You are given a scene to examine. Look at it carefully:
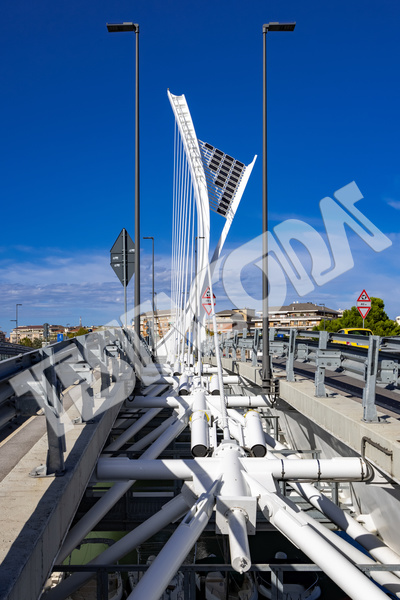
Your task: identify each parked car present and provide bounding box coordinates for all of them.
[335,328,373,348]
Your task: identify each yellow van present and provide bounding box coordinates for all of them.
[335,328,373,348]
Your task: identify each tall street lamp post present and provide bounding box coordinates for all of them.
[143,237,155,353]
[13,303,23,343]
[107,22,140,342]
[262,21,296,391]
[10,319,16,342]
[16,304,22,342]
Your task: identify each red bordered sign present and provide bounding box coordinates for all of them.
[201,287,216,316]
[356,289,371,319]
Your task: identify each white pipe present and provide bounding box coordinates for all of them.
[244,470,398,599]
[94,454,373,487]
[298,480,400,576]
[221,375,240,384]
[214,442,252,573]
[209,373,220,395]
[202,365,217,373]
[190,410,210,456]
[244,457,370,481]
[227,508,251,573]
[206,269,230,441]
[192,375,206,389]
[271,503,390,600]
[113,409,140,430]
[264,431,400,575]
[141,383,170,397]
[121,414,176,452]
[215,441,249,496]
[224,409,245,447]
[190,389,210,457]
[128,483,217,599]
[129,395,180,408]
[43,494,191,600]
[57,409,190,562]
[97,458,193,481]
[299,506,400,597]
[224,395,272,408]
[178,373,190,395]
[244,410,266,457]
[104,407,162,452]
[226,408,245,426]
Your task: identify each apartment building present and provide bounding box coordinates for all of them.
[254,302,339,330]
[9,324,66,344]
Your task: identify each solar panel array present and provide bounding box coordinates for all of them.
[198,140,246,217]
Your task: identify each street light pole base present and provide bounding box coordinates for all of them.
[261,377,280,399]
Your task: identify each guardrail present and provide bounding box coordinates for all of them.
[0,341,32,361]
[202,329,400,423]
[0,328,150,476]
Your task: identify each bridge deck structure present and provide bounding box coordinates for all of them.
[1,87,400,600]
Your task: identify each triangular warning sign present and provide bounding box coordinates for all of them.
[358,306,371,319]
[357,289,370,302]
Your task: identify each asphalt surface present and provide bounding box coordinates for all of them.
[0,394,74,483]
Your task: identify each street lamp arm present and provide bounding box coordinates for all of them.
[106,22,139,33]
[263,22,296,33]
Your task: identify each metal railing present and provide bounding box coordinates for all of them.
[49,560,400,600]
[0,328,151,475]
[202,328,400,423]
[0,340,32,361]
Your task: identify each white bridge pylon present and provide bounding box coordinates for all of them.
[157,90,256,365]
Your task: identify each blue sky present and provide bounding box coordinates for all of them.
[1,0,400,334]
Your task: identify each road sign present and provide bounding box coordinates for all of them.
[110,229,135,286]
[357,289,371,319]
[202,287,216,316]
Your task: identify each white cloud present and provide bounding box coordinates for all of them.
[0,247,174,334]
[387,199,400,210]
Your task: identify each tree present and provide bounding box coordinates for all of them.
[19,337,44,348]
[67,327,89,339]
[314,297,400,337]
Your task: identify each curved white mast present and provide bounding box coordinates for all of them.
[167,91,210,356]
[157,91,256,361]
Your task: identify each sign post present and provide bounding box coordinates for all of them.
[110,229,135,327]
[356,289,371,328]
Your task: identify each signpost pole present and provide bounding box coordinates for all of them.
[123,229,127,327]
[110,229,135,328]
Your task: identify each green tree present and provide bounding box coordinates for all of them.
[67,327,89,339]
[19,337,33,347]
[314,297,400,337]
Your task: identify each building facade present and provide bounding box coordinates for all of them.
[209,303,339,333]
[9,324,66,344]
[140,309,175,340]
[256,302,339,330]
